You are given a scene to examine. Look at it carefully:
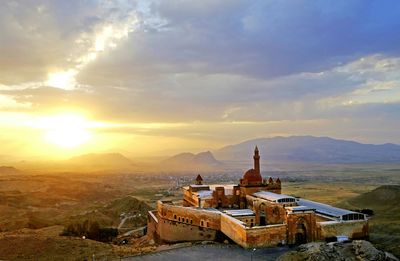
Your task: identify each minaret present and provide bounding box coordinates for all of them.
[254,146,260,175]
[195,174,203,185]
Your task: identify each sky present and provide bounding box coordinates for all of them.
[1,0,400,161]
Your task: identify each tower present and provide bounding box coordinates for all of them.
[195,174,203,185]
[254,146,260,175]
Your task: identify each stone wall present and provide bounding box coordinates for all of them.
[157,201,221,230]
[319,220,369,240]
[234,215,256,227]
[220,213,247,246]
[182,189,200,207]
[220,214,286,248]
[147,210,159,241]
[286,212,318,244]
[245,224,287,248]
[157,218,218,242]
[246,195,286,225]
[155,201,221,243]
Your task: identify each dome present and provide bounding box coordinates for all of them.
[243,168,262,183]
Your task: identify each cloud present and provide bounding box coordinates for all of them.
[80,0,400,84]
[0,0,143,89]
[1,0,400,157]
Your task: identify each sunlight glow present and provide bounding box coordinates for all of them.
[46,70,77,90]
[39,114,92,148]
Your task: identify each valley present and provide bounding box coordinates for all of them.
[0,163,399,259]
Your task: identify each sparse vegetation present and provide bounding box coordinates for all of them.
[0,165,399,259]
[61,220,118,242]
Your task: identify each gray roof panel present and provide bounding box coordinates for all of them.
[298,199,357,219]
[253,191,296,202]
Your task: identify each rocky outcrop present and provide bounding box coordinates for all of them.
[277,240,399,261]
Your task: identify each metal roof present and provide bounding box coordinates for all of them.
[190,184,210,188]
[286,206,315,212]
[253,191,296,202]
[298,199,356,219]
[224,209,254,217]
[195,190,213,198]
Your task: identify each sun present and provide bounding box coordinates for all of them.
[46,70,77,90]
[40,114,92,148]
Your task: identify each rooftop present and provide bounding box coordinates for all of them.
[298,199,358,219]
[286,206,315,212]
[253,191,296,202]
[195,190,213,199]
[223,209,255,217]
[189,184,210,188]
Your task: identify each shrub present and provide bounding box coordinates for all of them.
[60,220,118,242]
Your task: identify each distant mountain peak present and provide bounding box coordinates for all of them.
[0,166,22,175]
[215,136,400,163]
[69,152,131,162]
[162,151,222,171]
[67,153,134,169]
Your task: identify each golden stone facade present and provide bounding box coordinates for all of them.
[147,147,369,248]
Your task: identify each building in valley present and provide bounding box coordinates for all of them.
[147,147,369,248]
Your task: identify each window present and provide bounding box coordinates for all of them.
[190,219,193,224]
[174,214,177,219]
[206,222,209,227]
[200,220,204,226]
[178,217,181,221]
[186,218,189,223]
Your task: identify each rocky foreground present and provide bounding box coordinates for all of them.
[278,240,398,261]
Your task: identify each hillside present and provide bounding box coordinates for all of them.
[0,226,151,260]
[161,151,223,171]
[67,196,152,229]
[0,166,22,175]
[215,136,400,163]
[339,185,400,258]
[345,185,400,214]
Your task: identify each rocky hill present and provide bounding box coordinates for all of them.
[277,240,398,261]
[67,153,136,170]
[161,151,223,171]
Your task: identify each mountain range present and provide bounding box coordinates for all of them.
[214,136,400,163]
[6,136,400,172]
